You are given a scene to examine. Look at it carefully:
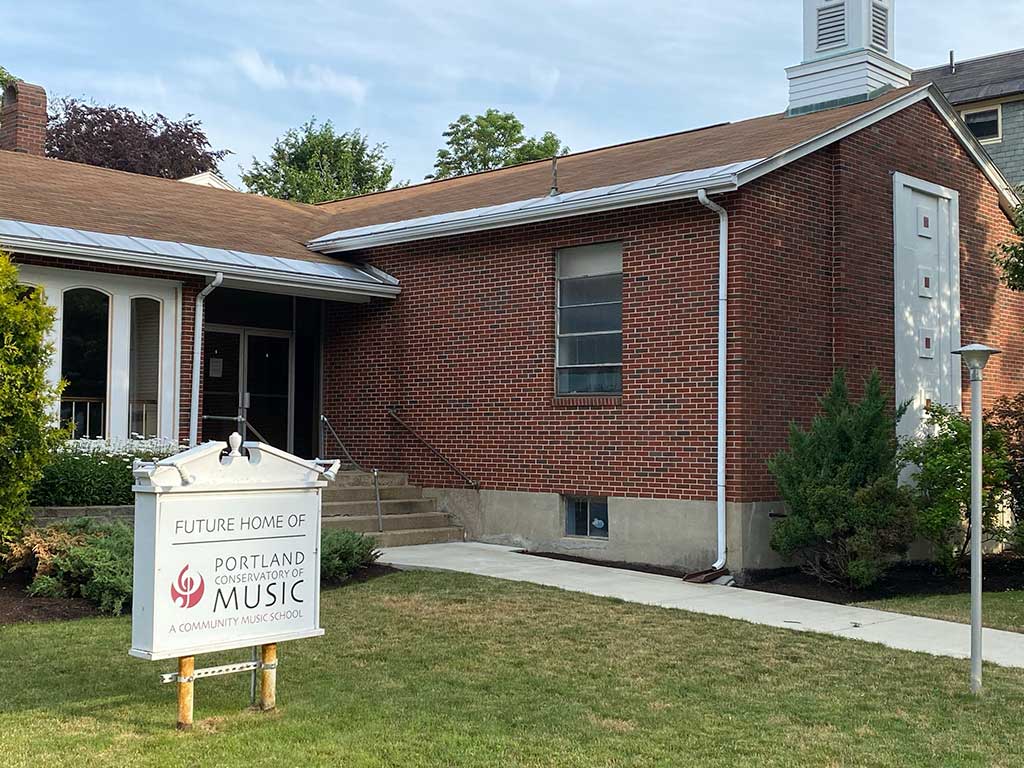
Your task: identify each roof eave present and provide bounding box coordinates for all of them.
[0,232,402,301]
[308,174,742,254]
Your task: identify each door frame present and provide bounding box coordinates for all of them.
[892,171,962,429]
[204,323,295,452]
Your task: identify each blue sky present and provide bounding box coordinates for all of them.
[4,1,1023,187]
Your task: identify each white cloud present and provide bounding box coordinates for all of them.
[302,65,367,104]
[228,49,367,105]
[231,49,288,89]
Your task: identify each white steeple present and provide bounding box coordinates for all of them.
[786,0,911,115]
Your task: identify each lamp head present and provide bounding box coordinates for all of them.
[954,343,1001,372]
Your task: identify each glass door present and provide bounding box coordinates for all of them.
[244,332,292,451]
[202,330,242,444]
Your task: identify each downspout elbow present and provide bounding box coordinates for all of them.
[697,190,728,572]
[188,272,223,447]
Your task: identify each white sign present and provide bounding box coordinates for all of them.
[130,434,338,660]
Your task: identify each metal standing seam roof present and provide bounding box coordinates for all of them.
[307,159,765,253]
[0,218,400,296]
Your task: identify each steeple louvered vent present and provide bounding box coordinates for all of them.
[871,3,889,52]
[816,3,847,50]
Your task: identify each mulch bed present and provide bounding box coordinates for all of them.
[0,570,99,625]
[1,564,399,626]
[746,553,1024,605]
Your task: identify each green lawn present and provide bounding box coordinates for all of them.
[856,590,1024,634]
[3,571,1024,768]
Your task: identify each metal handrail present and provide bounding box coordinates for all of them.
[201,414,270,445]
[386,407,478,489]
[318,414,365,472]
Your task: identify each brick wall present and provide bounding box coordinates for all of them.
[324,200,725,501]
[833,100,1024,406]
[10,253,203,444]
[323,98,1024,507]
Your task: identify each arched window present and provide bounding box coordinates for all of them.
[61,288,110,438]
[129,297,161,437]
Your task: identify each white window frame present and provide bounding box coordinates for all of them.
[555,243,623,396]
[961,105,1002,145]
[16,264,182,443]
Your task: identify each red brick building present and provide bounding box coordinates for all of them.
[2,0,1021,577]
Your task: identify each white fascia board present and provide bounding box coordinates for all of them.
[737,85,1021,215]
[0,221,401,300]
[307,162,759,254]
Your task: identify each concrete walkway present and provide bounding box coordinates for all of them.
[379,542,1024,669]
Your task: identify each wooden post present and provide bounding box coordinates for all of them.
[177,656,195,730]
[260,643,277,711]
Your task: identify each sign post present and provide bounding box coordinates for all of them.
[131,432,338,726]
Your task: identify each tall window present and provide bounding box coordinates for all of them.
[556,242,622,395]
[129,297,161,437]
[61,288,110,438]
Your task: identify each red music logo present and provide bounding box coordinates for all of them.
[170,564,205,609]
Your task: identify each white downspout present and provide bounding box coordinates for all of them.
[188,272,223,447]
[697,190,728,570]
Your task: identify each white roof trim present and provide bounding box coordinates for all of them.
[0,218,400,301]
[308,85,1020,255]
[307,159,763,254]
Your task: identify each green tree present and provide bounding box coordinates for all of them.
[900,403,1012,571]
[243,120,398,203]
[768,370,916,588]
[0,252,68,548]
[994,190,1024,290]
[0,65,15,90]
[429,109,568,180]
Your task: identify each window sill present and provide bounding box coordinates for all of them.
[552,395,622,408]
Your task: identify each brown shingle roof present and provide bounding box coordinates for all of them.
[316,86,919,232]
[0,150,336,263]
[0,87,919,261]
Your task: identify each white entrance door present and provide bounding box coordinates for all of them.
[893,172,961,438]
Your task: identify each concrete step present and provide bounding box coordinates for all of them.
[322,485,422,503]
[322,512,452,534]
[327,470,409,488]
[369,526,464,547]
[322,498,437,517]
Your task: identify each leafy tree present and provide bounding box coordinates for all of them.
[46,97,229,179]
[994,191,1024,290]
[0,65,15,90]
[768,370,916,588]
[0,252,68,548]
[242,120,398,204]
[987,394,1024,551]
[430,109,568,180]
[901,403,1012,570]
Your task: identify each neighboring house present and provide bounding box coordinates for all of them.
[913,48,1024,186]
[179,170,240,192]
[1,0,1022,578]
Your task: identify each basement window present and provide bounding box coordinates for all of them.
[565,496,609,539]
[962,106,1001,143]
[556,242,622,395]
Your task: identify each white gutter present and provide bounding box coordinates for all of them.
[697,189,728,571]
[188,272,223,447]
[0,228,401,300]
[307,161,760,254]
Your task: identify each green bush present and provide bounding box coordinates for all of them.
[321,529,381,585]
[30,438,183,507]
[0,253,68,548]
[988,393,1024,551]
[6,518,134,615]
[900,403,1012,571]
[768,370,916,589]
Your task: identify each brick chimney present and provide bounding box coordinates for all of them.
[0,81,47,156]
